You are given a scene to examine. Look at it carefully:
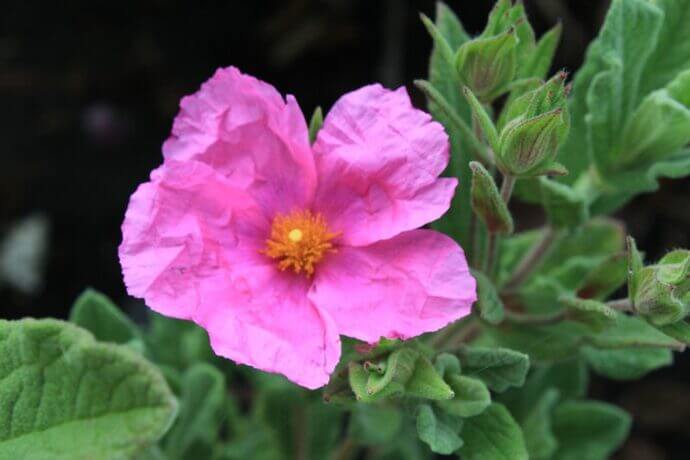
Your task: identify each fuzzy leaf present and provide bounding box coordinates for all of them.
[416,404,463,454]
[405,355,455,401]
[163,364,225,458]
[552,401,631,460]
[560,296,618,332]
[0,319,177,458]
[349,404,403,446]
[582,347,672,380]
[522,389,560,460]
[588,312,684,350]
[439,375,491,418]
[472,270,505,324]
[308,106,323,144]
[459,403,528,460]
[457,346,529,392]
[69,288,140,345]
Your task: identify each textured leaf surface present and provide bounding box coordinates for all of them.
[0,319,177,459]
[458,403,528,460]
[416,404,463,455]
[69,288,140,345]
[552,401,631,460]
[582,346,672,380]
[457,346,529,393]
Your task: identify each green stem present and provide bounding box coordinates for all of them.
[607,298,633,312]
[502,226,557,291]
[504,309,566,325]
[414,80,490,164]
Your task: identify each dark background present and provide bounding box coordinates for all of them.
[2,1,688,458]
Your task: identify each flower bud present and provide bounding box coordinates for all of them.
[469,161,513,234]
[495,73,570,177]
[632,249,690,326]
[456,29,519,103]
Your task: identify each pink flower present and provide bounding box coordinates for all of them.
[119,67,476,389]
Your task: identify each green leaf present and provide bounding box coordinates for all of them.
[582,346,672,380]
[521,22,562,80]
[538,178,589,228]
[472,270,505,324]
[349,404,403,445]
[459,403,528,460]
[366,348,419,396]
[485,321,587,362]
[308,106,323,144]
[576,253,627,300]
[463,88,499,152]
[457,346,530,392]
[657,248,690,284]
[146,312,215,371]
[69,288,141,345]
[627,235,645,304]
[558,0,664,180]
[588,312,684,350]
[522,389,560,460]
[416,404,463,455]
[552,401,631,460]
[439,375,491,418]
[163,364,225,458]
[658,320,690,344]
[434,353,461,378]
[619,69,690,167]
[469,162,513,235]
[426,2,475,250]
[640,0,690,94]
[405,355,455,401]
[0,319,177,458]
[560,296,618,332]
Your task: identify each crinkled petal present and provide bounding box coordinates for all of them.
[163,66,316,216]
[309,229,476,343]
[119,160,268,320]
[313,84,457,246]
[194,264,341,389]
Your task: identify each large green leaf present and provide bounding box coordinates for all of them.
[0,319,177,459]
[438,375,491,418]
[558,0,663,180]
[458,403,528,460]
[552,401,631,460]
[640,0,690,94]
[350,404,403,446]
[426,2,475,250]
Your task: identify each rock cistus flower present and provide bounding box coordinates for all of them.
[119,67,476,388]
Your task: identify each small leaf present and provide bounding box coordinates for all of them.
[457,346,530,392]
[405,355,455,400]
[308,106,323,144]
[560,296,617,332]
[69,288,140,345]
[0,319,177,458]
[552,401,631,460]
[439,375,491,418]
[434,353,461,378]
[472,270,505,324]
[522,22,562,80]
[416,404,463,454]
[539,178,589,229]
[522,389,560,460]
[469,162,514,235]
[576,253,627,300]
[459,403,528,460]
[582,346,672,380]
[463,88,500,152]
[627,236,645,304]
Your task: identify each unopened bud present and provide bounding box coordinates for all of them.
[470,161,514,234]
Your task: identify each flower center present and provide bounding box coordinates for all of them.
[262,210,338,276]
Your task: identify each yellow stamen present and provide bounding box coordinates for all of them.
[262,210,338,276]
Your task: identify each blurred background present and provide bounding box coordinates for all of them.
[1,1,688,458]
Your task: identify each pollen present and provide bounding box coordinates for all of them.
[262,210,338,276]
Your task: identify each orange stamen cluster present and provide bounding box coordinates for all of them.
[262,210,338,276]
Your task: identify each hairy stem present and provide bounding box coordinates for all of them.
[607,298,633,312]
[502,226,557,291]
[504,309,567,325]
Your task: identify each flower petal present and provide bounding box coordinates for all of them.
[313,84,457,246]
[119,160,268,320]
[194,265,341,389]
[163,66,317,216]
[309,229,476,343]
